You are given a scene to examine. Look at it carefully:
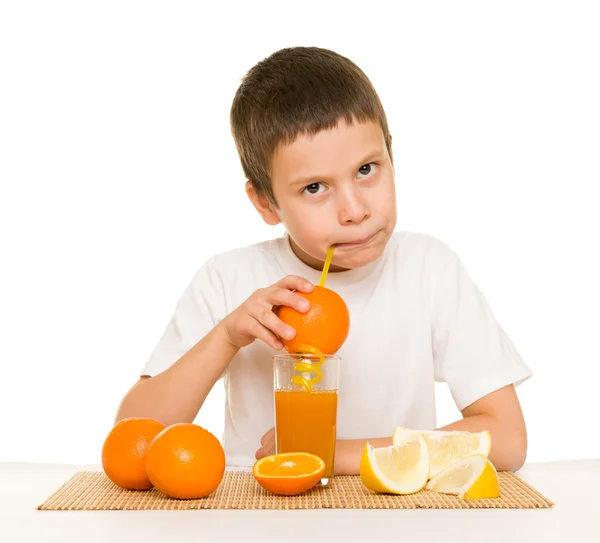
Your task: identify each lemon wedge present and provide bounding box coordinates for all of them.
[392,426,492,479]
[359,436,429,494]
[426,454,500,499]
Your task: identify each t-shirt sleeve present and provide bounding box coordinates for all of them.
[431,249,532,411]
[140,259,227,378]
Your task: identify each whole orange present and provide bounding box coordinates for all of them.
[145,423,226,499]
[276,285,350,354]
[101,417,165,490]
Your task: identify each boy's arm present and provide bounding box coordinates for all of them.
[434,384,527,470]
[114,321,238,426]
[115,274,314,427]
[333,384,527,476]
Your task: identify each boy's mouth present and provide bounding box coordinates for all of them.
[334,232,378,248]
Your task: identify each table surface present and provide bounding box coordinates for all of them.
[1,459,599,542]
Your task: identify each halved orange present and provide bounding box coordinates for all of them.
[252,452,326,496]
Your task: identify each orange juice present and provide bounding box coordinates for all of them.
[274,389,338,479]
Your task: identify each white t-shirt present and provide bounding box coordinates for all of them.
[141,231,532,467]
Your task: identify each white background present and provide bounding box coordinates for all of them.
[1,1,599,465]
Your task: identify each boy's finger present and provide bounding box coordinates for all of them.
[251,309,295,341]
[276,275,314,293]
[248,318,284,350]
[269,288,310,313]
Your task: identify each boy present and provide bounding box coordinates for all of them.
[115,46,532,475]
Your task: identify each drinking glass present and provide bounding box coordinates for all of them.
[273,353,340,485]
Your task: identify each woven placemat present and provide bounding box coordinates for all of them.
[37,470,554,510]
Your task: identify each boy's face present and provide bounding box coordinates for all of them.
[247,119,397,272]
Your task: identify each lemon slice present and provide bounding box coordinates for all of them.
[462,458,500,499]
[392,426,492,479]
[359,436,429,494]
[426,454,500,499]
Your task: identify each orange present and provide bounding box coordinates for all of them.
[276,285,350,354]
[253,452,326,496]
[101,417,165,490]
[145,422,225,499]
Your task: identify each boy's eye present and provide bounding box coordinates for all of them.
[303,182,324,195]
[357,162,378,178]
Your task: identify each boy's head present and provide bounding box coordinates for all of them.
[230,46,397,272]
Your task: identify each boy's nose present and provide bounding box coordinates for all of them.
[337,187,370,225]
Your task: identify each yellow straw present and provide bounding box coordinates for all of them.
[319,245,335,287]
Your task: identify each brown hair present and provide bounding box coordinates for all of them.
[230,46,391,205]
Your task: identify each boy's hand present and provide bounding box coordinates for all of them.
[222,275,314,351]
[255,427,276,459]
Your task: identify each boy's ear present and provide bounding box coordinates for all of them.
[245,181,280,226]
